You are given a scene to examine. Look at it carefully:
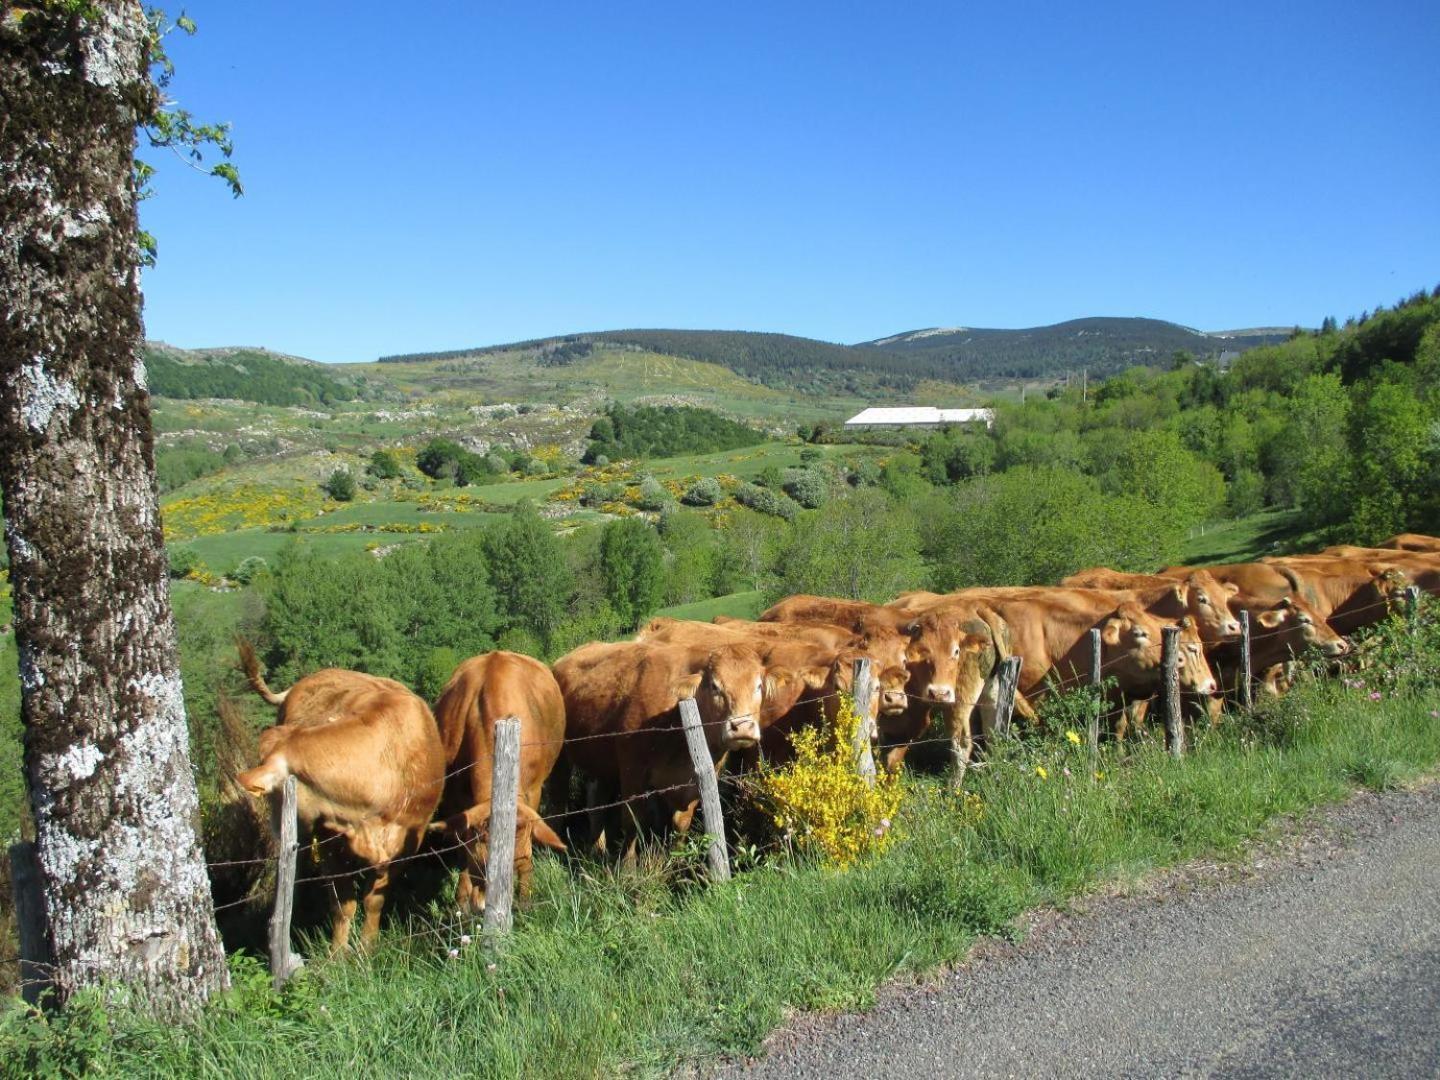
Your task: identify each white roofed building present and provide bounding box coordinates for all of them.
[844,406,995,429]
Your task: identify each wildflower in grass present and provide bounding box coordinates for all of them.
[1094,770,1105,781]
[1369,691,1383,701]
[1035,765,1048,780]
[459,934,472,946]
[1062,767,1072,778]
[1065,730,1082,745]
[447,949,459,959]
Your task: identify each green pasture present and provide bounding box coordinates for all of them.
[1179,509,1310,566]
[654,590,765,622]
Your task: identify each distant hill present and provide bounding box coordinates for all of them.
[143,343,361,406]
[380,318,1296,388]
[856,318,1297,380]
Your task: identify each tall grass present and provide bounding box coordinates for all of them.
[6,628,1440,1077]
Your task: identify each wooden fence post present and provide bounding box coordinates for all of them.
[1406,584,1422,629]
[8,841,51,1006]
[1239,609,1253,711]
[850,657,876,786]
[679,697,731,883]
[269,774,304,990]
[992,655,1023,738]
[1088,627,1103,751]
[483,716,522,937]
[1161,625,1184,758]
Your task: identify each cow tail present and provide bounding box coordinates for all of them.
[237,638,289,707]
[437,675,484,765]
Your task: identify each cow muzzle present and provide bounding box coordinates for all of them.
[1323,638,1350,657]
[724,716,761,749]
[925,683,956,704]
[881,689,908,713]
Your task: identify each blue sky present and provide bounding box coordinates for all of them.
[139,1,1440,363]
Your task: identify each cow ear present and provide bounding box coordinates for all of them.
[803,665,831,690]
[1101,618,1123,646]
[1258,608,1286,629]
[1223,582,1240,596]
[673,672,704,700]
[905,643,924,664]
[517,803,566,852]
[1173,584,1187,603]
[1180,615,1196,630]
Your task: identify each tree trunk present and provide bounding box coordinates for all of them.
[0,2,229,1011]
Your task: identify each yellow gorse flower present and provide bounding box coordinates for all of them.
[1065,730,1082,746]
[751,694,903,869]
[1035,765,1048,780]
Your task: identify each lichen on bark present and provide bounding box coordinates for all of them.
[0,0,229,1011]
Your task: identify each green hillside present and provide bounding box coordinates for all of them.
[144,344,363,406]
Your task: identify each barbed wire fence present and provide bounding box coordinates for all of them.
[2,587,1425,997]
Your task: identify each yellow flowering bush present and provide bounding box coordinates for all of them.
[162,484,327,540]
[752,694,904,868]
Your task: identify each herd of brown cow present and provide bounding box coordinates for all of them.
[233,531,1440,951]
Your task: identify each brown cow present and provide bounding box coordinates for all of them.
[761,595,1004,773]
[1301,548,1439,598]
[431,652,567,915]
[895,587,1217,745]
[1162,559,1410,636]
[552,639,774,854]
[713,616,912,715]
[1207,595,1350,700]
[1378,533,1440,553]
[1059,567,1242,643]
[236,642,444,952]
[635,617,906,766]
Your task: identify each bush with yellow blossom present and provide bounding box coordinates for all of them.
[752,693,904,868]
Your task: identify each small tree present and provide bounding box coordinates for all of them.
[324,467,356,501]
[599,518,666,630]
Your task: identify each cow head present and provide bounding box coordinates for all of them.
[878,664,910,716]
[1099,605,1216,697]
[1371,567,1414,609]
[901,614,992,707]
[1255,597,1350,659]
[1181,570,1243,642]
[675,648,768,750]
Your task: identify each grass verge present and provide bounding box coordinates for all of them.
[6,618,1440,1077]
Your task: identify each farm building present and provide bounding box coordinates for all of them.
[844,406,995,429]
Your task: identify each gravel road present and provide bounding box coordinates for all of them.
[718,782,1440,1079]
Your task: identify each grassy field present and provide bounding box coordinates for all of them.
[14,637,1440,1077]
[654,590,766,621]
[1179,509,1310,566]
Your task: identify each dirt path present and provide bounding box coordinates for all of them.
[717,781,1440,1078]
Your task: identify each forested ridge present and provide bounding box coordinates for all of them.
[858,317,1292,380]
[373,318,1294,388]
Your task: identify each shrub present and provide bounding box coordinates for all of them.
[635,475,670,512]
[167,545,201,579]
[783,468,827,509]
[367,449,402,479]
[682,477,722,507]
[799,447,823,465]
[323,468,356,502]
[735,481,798,521]
[751,693,903,868]
[230,556,269,585]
